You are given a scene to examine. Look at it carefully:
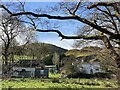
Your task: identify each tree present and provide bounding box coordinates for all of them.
[1,1,120,86]
[98,48,118,74]
[52,52,60,71]
[0,11,21,66]
[61,61,74,76]
[0,10,36,75]
[25,42,49,62]
[43,54,53,65]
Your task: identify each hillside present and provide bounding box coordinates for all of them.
[16,42,68,56]
[64,46,120,66]
[65,46,102,58]
[41,43,68,54]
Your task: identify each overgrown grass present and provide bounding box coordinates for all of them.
[49,73,61,78]
[1,77,118,89]
[0,55,34,61]
[14,55,34,61]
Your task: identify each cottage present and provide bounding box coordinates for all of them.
[12,67,35,78]
[12,67,48,78]
[11,60,49,78]
[76,62,105,74]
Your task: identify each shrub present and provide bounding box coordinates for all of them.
[20,78,26,82]
[52,78,60,83]
[104,82,113,87]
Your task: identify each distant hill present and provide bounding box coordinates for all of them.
[20,42,68,55]
[14,43,120,65]
[41,43,68,54]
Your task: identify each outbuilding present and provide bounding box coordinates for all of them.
[12,67,49,78]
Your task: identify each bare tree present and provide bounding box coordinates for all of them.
[0,11,21,66]
[0,10,36,75]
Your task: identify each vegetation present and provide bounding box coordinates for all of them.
[62,46,120,76]
[1,73,118,89]
[52,52,60,71]
[2,78,118,89]
[0,1,120,88]
[49,73,61,78]
[13,42,67,59]
[65,46,101,58]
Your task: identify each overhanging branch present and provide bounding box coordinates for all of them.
[1,4,120,40]
[36,29,102,40]
[36,29,120,40]
[1,4,115,37]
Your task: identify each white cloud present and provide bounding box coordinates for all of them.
[37,34,74,50]
[49,39,74,50]
[41,39,74,50]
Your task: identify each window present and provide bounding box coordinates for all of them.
[96,69,99,71]
[40,70,44,74]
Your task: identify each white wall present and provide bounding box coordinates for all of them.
[77,62,103,74]
[12,67,35,77]
[13,67,35,72]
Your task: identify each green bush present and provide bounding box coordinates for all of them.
[104,82,113,87]
[52,78,60,83]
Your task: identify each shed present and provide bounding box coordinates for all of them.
[12,67,49,78]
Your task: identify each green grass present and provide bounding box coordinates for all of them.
[14,55,34,61]
[49,73,61,78]
[1,78,118,89]
[0,55,34,61]
[1,73,118,89]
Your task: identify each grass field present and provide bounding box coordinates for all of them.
[1,73,118,89]
[2,78,118,89]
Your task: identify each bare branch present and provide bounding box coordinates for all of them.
[105,6,119,34]
[1,5,116,37]
[73,2,81,15]
[87,2,120,19]
[1,4,120,40]
[87,2,116,9]
[1,4,13,15]
[36,29,103,40]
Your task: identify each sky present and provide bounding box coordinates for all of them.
[21,2,106,50]
[0,1,81,50]
[0,1,104,50]
[22,2,79,50]
[1,0,119,2]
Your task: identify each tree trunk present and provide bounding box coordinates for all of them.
[102,35,120,88]
[4,53,8,66]
[2,44,10,74]
[117,68,120,88]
